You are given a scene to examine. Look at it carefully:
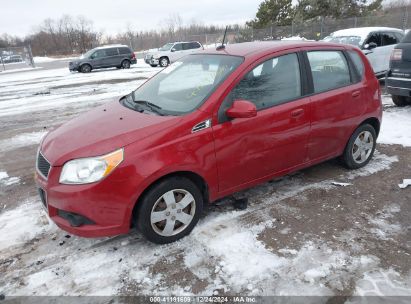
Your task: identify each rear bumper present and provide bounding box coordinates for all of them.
[131,58,137,64]
[386,76,411,97]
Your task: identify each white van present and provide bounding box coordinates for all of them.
[145,41,204,67]
[324,27,404,76]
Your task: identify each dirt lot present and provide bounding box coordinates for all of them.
[0,65,410,299]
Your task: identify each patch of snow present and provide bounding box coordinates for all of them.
[331,182,352,187]
[379,101,411,147]
[398,179,411,189]
[0,131,47,152]
[0,199,53,251]
[368,204,402,241]
[0,171,20,186]
[346,151,398,179]
[33,56,77,63]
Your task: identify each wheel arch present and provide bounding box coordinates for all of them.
[360,117,380,137]
[131,170,210,224]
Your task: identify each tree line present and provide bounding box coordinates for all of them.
[0,0,410,56]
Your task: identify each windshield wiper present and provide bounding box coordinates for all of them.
[133,99,165,116]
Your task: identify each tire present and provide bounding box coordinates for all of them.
[342,124,377,170]
[159,57,169,67]
[392,95,410,107]
[121,60,131,69]
[134,177,203,244]
[80,64,92,73]
[150,64,158,67]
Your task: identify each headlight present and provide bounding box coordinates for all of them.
[59,148,124,184]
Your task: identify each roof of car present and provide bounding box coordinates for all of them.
[95,44,130,49]
[331,27,403,38]
[201,41,349,57]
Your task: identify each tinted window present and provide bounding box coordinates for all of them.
[348,50,365,81]
[381,32,398,46]
[186,42,201,49]
[229,53,301,110]
[118,47,131,54]
[91,50,106,59]
[105,48,119,56]
[307,51,351,92]
[173,43,183,51]
[365,32,382,47]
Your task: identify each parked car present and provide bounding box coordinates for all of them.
[69,45,136,73]
[36,41,382,244]
[324,27,404,77]
[1,55,24,63]
[144,41,203,67]
[386,30,411,106]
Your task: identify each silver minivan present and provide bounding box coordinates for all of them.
[144,41,204,67]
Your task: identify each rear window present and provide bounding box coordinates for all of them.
[307,51,351,93]
[118,47,131,54]
[402,31,411,43]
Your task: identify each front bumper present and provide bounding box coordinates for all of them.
[145,58,159,65]
[386,76,411,97]
[35,164,134,238]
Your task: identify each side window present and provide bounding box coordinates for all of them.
[105,48,119,56]
[365,32,382,47]
[91,50,106,59]
[173,43,183,51]
[182,43,191,50]
[188,42,201,49]
[228,53,301,111]
[307,51,351,93]
[394,32,404,42]
[347,50,365,81]
[381,32,398,46]
[118,47,131,54]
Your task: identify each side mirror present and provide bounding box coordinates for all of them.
[171,48,176,52]
[226,100,257,119]
[365,42,377,50]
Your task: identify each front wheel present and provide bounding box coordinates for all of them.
[80,64,92,73]
[392,95,410,107]
[159,57,169,67]
[342,124,377,169]
[134,177,203,244]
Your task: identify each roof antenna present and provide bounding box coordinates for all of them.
[216,26,228,50]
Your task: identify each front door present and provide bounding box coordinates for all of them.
[212,52,311,193]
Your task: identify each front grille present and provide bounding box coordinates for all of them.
[37,152,51,178]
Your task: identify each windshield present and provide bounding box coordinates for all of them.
[327,36,362,47]
[129,54,243,115]
[159,43,174,51]
[80,49,95,59]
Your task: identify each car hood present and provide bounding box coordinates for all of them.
[41,99,180,166]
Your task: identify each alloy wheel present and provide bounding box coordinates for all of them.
[352,131,374,164]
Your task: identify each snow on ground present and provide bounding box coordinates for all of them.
[0,171,20,186]
[33,56,77,63]
[0,131,46,152]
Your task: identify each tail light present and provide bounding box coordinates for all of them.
[131,52,136,59]
[391,49,402,61]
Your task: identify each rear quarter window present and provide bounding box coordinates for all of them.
[402,31,411,43]
[119,47,131,54]
[347,50,365,81]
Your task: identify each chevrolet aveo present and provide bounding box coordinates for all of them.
[35,41,382,244]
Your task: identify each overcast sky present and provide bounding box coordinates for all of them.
[1,0,265,37]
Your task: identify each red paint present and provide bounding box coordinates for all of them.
[35,41,382,237]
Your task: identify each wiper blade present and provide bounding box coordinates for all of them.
[133,99,164,116]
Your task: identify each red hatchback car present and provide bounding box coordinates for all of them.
[36,41,382,243]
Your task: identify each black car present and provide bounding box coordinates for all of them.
[386,31,411,106]
[69,45,137,73]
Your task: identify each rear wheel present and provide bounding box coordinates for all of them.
[80,64,92,73]
[159,57,169,67]
[134,177,203,244]
[342,124,376,169]
[392,95,410,107]
[121,60,131,69]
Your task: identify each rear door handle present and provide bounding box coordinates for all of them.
[291,108,304,118]
[352,91,361,98]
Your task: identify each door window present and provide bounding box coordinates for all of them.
[365,32,382,47]
[347,50,365,81]
[91,50,106,59]
[307,51,351,93]
[228,53,302,111]
[172,43,183,51]
[184,42,201,50]
[381,32,398,46]
[105,48,119,56]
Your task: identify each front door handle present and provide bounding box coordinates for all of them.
[352,91,361,98]
[291,108,304,118]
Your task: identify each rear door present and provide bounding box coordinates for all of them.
[169,43,184,62]
[305,49,367,162]
[213,52,311,193]
[104,47,120,67]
